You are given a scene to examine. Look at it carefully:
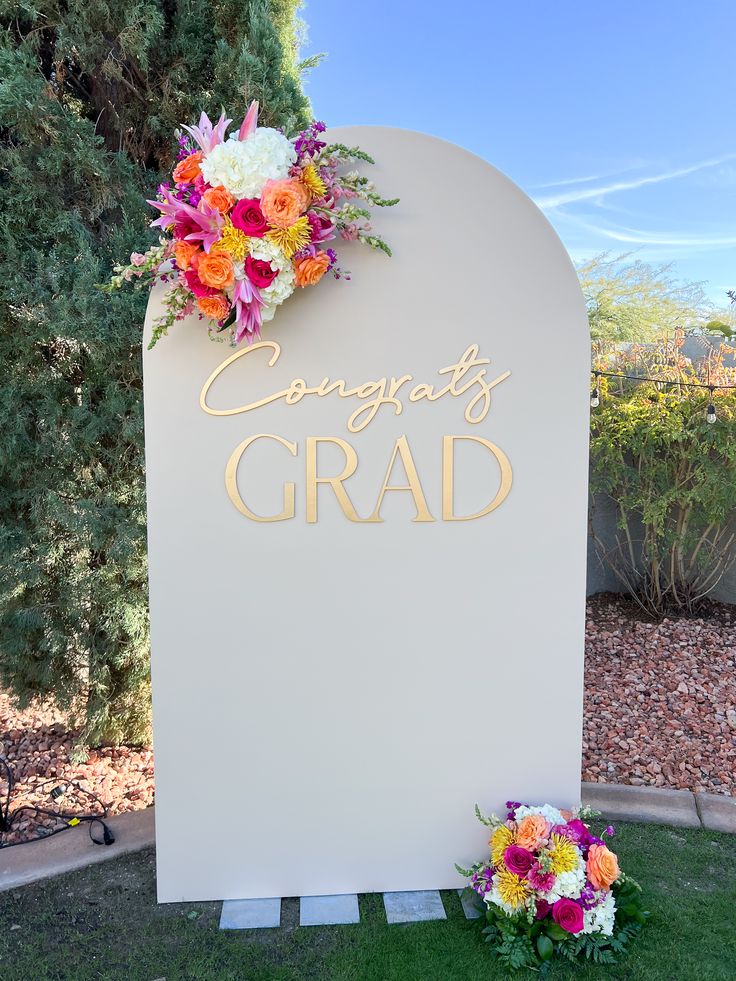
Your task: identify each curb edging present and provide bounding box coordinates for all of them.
[581,782,736,833]
[1,806,155,893]
[2,784,735,894]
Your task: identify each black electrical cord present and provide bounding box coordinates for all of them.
[0,757,115,849]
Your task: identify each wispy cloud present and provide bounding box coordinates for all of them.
[533,164,644,190]
[560,212,736,249]
[534,154,736,209]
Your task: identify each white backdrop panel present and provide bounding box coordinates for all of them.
[143,126,590,902]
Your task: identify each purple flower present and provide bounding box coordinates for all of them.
[577,885,599,910]
[294,120,327,158]
[470,867,494,896]
[505,801,523,821]
[604,825,616,838]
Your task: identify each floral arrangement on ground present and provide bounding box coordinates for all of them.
[105,102,397,348]
[457,801,648,973]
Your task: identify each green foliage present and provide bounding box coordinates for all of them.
[590,336,736,617]
[578,253,712,343]
[478,884,646,974]
[0,1,311,745]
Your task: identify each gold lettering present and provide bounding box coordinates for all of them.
[305,437,367,523]
[199,341,511,433]
[442,435,513,520]
[225,434,297,521]
[368,435,434,522]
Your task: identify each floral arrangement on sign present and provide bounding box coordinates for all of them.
[106,103,397,349]
[457,801,647,972]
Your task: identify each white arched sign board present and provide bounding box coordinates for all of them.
[143,127,590,903]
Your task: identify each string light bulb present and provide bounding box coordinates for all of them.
[707,388,717,424]
[590,373,600,409]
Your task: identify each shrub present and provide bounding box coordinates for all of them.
[589,334,736,616]
[0,1,311,746]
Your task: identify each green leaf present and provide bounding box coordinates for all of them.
[545,922,568,942]
[536,934,554,961]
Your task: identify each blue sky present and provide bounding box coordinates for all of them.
[301,0,735,304]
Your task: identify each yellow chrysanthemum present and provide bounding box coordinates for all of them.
[495,866,531,909]
[548,833,579,875]
[265,217,311,259]
[490,825,514,867]
[211,220,249,261]
[300,163,327,199]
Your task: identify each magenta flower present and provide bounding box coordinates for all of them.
[527,863,556,891]
[182,111,231,153]
[552,898,584,934]
[184,269,217,300]
[534,898,552,920]
[231,199,268,237]
[503,845,535,878]
[307,211,336,243]
[553,819,590,846]
[244,257,277,289]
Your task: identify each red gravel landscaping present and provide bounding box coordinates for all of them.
[583,594,736,797]
[1,594,734,847]
[0,697,153,847]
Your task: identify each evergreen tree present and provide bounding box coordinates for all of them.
[0,0,311,745]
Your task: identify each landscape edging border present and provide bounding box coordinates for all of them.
[1,786,734,893]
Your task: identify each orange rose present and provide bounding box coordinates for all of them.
[174,240,200,272]
[586,844,620,890]
[197,251,234,290]
[260,178,310,228]
[515,814,550,851]
[202,185,235,214]
[197,295,231,320]
[294,251,331,288]
[173,151,203,184]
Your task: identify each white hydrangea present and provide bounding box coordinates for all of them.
[582,889,616,936]
[544,862,586,903]
[200,128,296,198]
[514,804,565,826]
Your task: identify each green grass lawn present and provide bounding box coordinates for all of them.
[0,822,734,980]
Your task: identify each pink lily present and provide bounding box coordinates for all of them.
[182,200,226,252]
[147,189,225,252]
[238,101,259,141]
[182,111,231,152]
[233,278,264,343]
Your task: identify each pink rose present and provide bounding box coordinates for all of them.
[244,257,277,289]
[552,898,584,934]
[231,199,269,237]
[184,268,217,299]
[503,845,535,878]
